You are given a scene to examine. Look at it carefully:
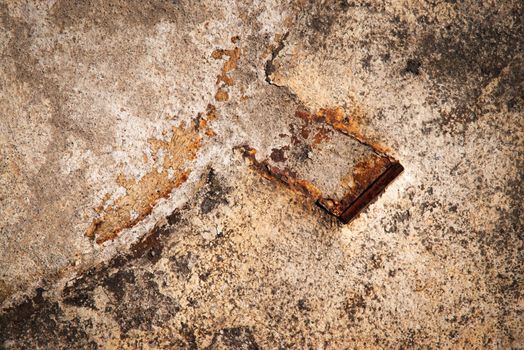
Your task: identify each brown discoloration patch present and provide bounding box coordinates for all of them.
[352,158,392,192]
[216,73,234,87]
[215,88,229,102]
[239,145,323,200]
[50,0,181,31]
[86,125,201,244]
[296,107,352,134]
[300,125,310,139]
[212,45,241,103]
[64,214,180,309]
[129,223,173,264]
[296,107,392,154]
[205,104,218,121]
[270,148,287,163]
[212,47,241,83]
[312,126,332,146]
[0,280,11,305]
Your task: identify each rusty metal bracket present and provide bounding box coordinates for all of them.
[238,108,404,224]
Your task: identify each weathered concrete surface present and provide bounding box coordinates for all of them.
[1,0,523,348]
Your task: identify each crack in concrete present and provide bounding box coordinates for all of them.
[264,32,289,85]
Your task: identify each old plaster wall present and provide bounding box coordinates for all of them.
[0,0,523,349]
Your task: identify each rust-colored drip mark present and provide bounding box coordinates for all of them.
[212,41,241,102]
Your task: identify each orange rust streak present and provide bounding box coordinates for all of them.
[86,47,231,244]
[86,126,201,244]
[239,146,323,201]
[296,107,393,154]
[217,73,234,86]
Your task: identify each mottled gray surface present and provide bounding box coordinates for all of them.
[1,0,523,349]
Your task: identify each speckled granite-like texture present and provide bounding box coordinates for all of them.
[0,0,523,349]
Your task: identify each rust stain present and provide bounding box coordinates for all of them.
[312,126,332,146]
[215,88,229,101]
[338,162,403,224]
[86,125,201,244]
[217,74,234,87]
[295,107,392,154]
[239,104,403,223]
[288,124,302,146]
[194,104,218,137]
[212,43,241,101]
[318,156,391,216]
[93,193,111,214]
[86,60,222,244]
[211,46,241,73]
[206,104,218,121]
[231,35,240,44]
[295,107,346,132]
[300,125,310,139]
[238,145,323,201]
[351,157,391,194]
[270,148,287,163]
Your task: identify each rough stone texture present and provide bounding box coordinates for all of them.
[1,0,523,349]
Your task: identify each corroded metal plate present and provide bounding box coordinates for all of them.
[240,108,403,224]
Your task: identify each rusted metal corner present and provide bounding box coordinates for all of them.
[237,120,404,225]
[335,162,404,224]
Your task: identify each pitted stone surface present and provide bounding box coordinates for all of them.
[1,0,523,348]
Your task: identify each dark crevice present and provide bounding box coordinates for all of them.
[264,32,289,84]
